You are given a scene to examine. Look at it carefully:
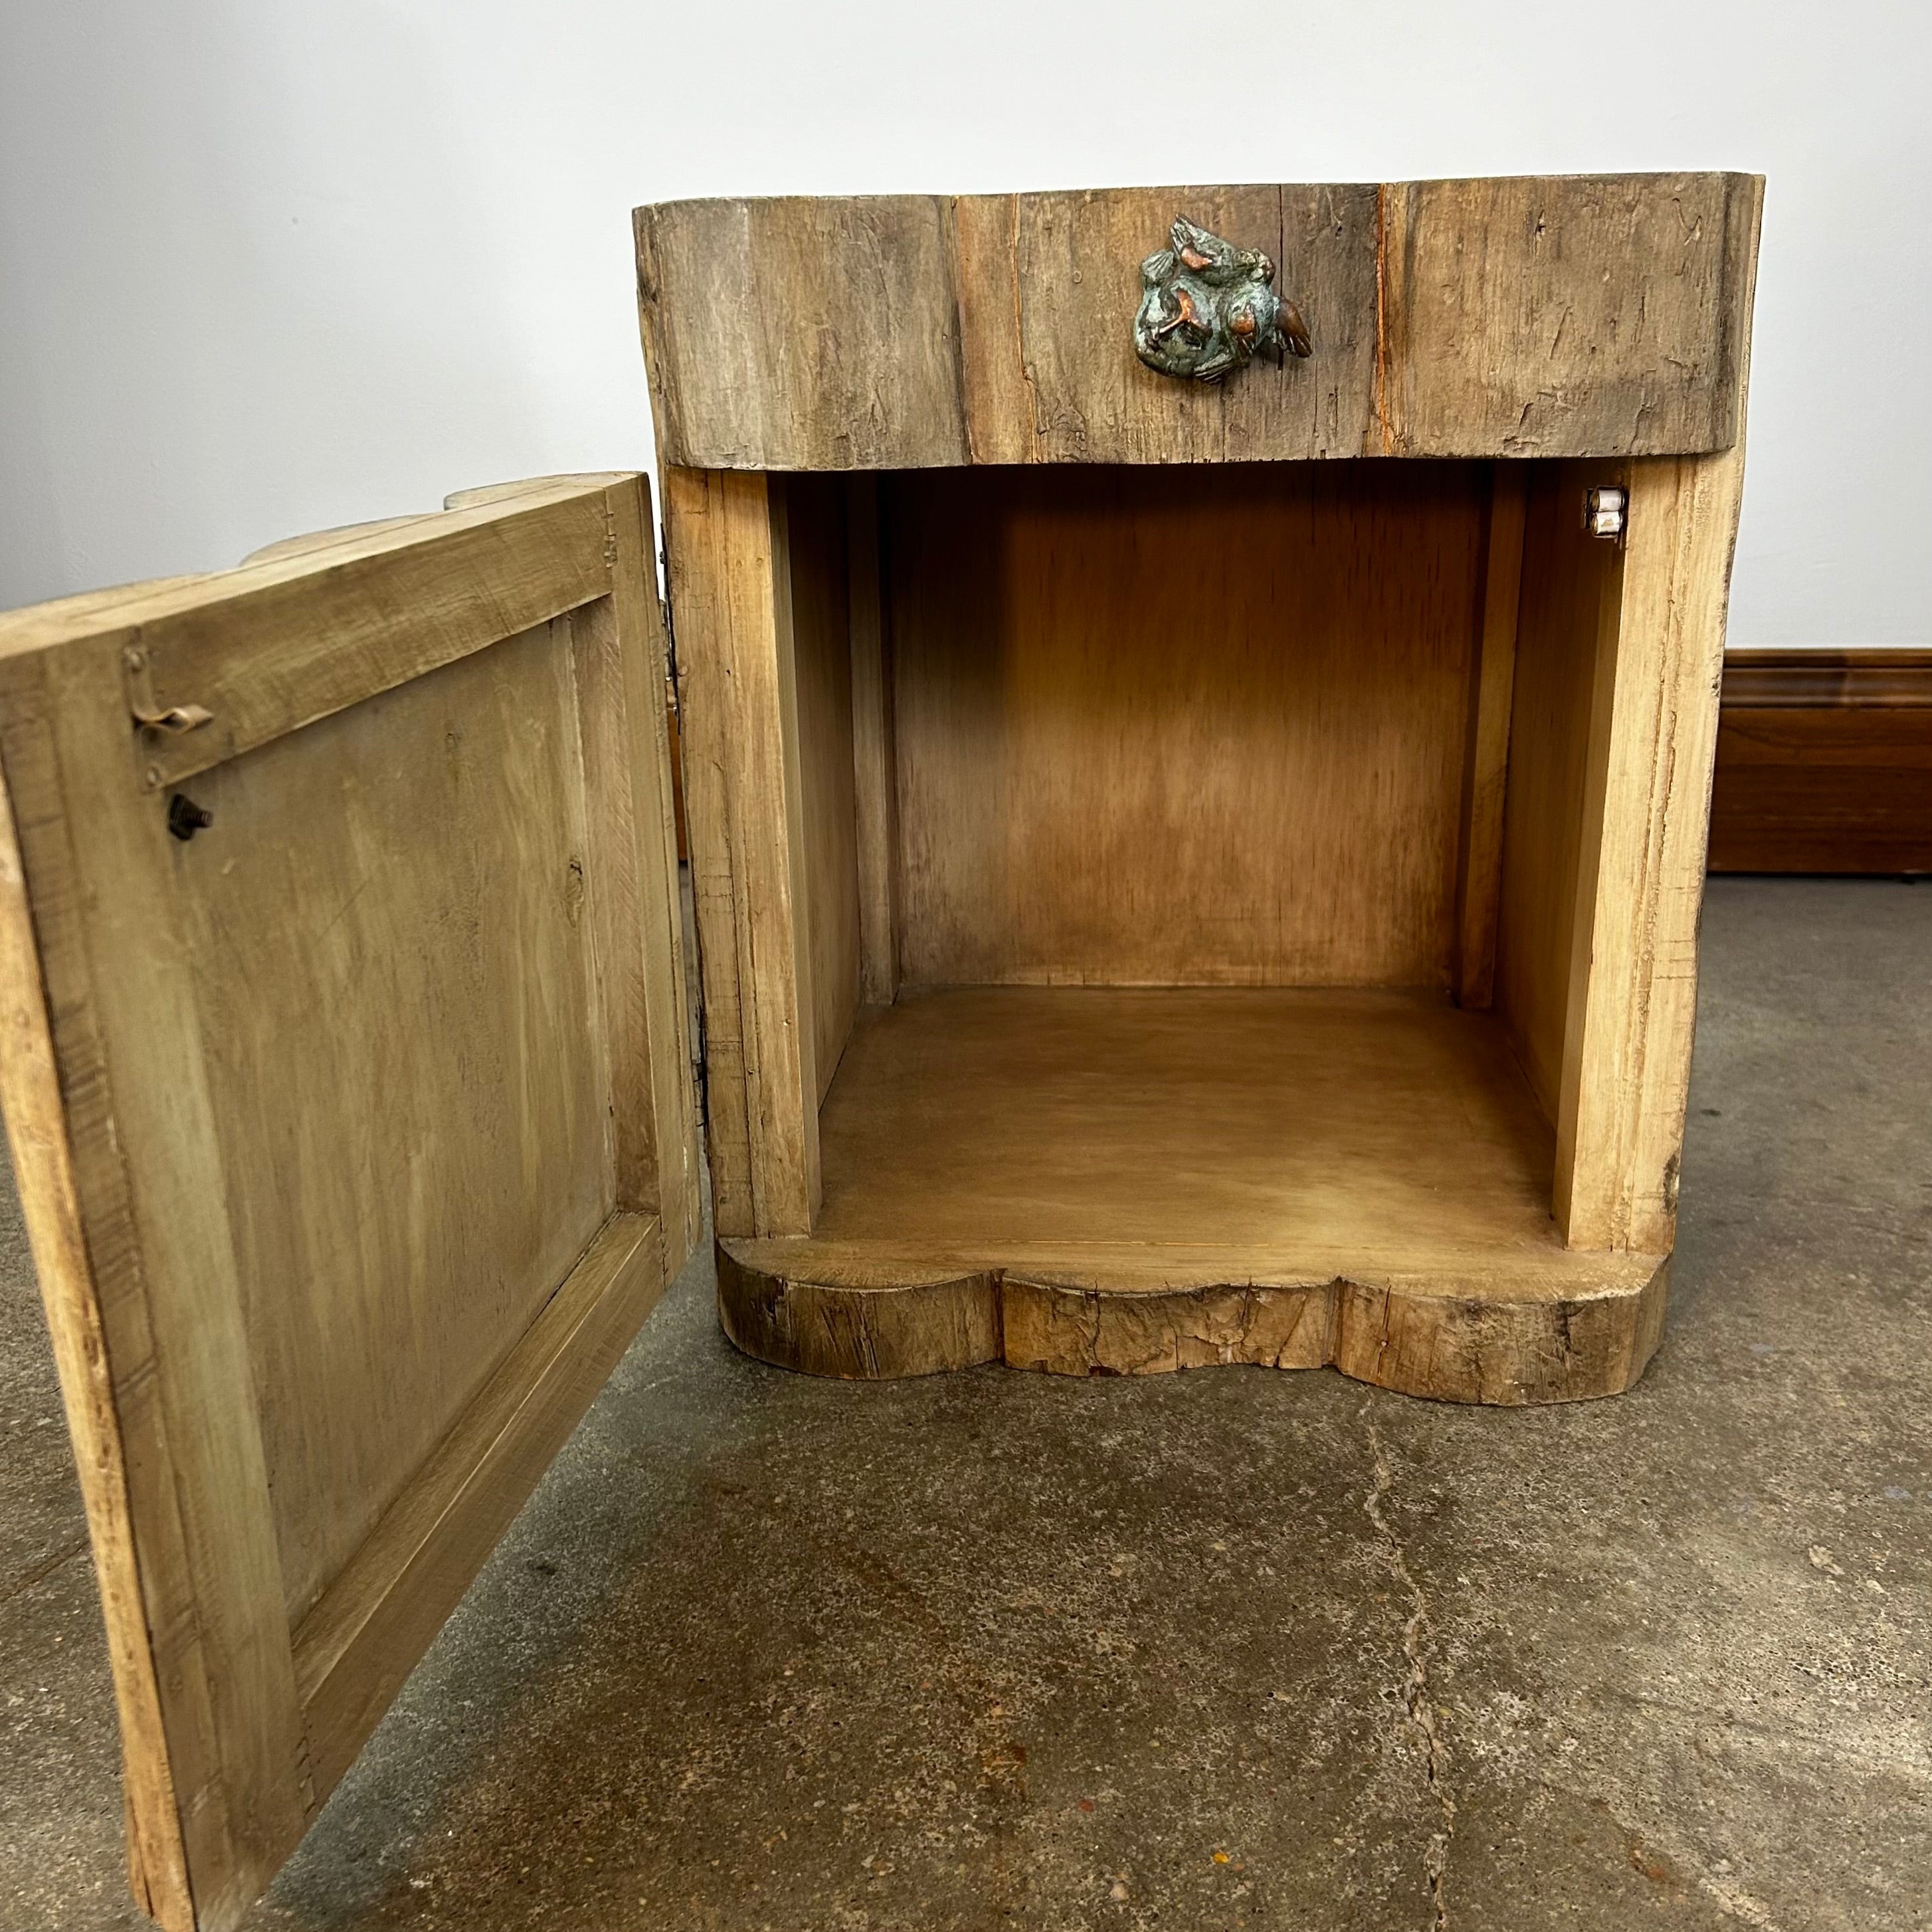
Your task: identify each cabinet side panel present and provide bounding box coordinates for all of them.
[1452,464,1527,1007]
[781,477,862,1099]
[888,463,1483,989]
[846,476,900,1002]
[1557,449,1746,1250]
[664,469,819,1236]
[1493,462,1624,1120]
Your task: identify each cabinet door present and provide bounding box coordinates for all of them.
[0,474,700,1931]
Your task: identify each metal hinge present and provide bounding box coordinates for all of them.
[1584,485,1628,542]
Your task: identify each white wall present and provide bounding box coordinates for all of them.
[2,0,1927,645]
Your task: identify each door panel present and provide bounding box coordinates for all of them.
[0,474,700,1931]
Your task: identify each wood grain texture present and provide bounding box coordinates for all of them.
[636,175,1759,470]
[845,475,899,1003]
[782,476,862,1100]
[1377,174,1763,458]
[886,462,1487,988]
[581,476,705,1262]
[1492,461,1626,1121]
[292,1211,665,1790]
[1557,448,1750,1252]
[0,775,193,1929]
[1709,650,1932,874]
[0,481,612,794]
[1717,646,1932,710]
[805,987,1572,1260]
[636,197,968,471]
[1452,464,1527,1007]
[716,1245,999,1379]
[720,1244,1665,1406]
[4,634,314,1929]
[662,468,820,1236]
[743,977,1668,1401]
[0,476,696,1930]
[177,621,611,1622]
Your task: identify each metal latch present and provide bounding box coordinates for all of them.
[122,643,213,734]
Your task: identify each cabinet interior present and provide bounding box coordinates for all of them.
[777,458,1623,1257]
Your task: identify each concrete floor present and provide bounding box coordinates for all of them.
[1,876,1928,1931]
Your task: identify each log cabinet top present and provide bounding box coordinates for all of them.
[634,173,1763,471]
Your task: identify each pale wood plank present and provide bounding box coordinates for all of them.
[810,987,1561,1256]
[1003,183,1380,465]
[844,475,898,1005]
[175,622,613,1620]
[0,481,612,793]
[1453,462,1528,1007]
[718,1252,1666,1405]
[1492,461,1626,1119]
[1557,450,1750,1250]
[0,641,314,1931]
[0,770,193,1931]
[292,1210,664,1790]
[716,1245,997,1379]
[241,515,435,566]
[662,468,819,1236]
[571,475,702,1268]
[1556,188,1756,1242]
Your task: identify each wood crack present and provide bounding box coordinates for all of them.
[1363,1403,1456,1929]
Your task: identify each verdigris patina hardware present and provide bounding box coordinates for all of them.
[1133,217,1312,383]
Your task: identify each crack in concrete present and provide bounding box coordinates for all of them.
[1363,1401,1456,1931]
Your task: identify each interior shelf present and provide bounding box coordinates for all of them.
[718,987,1666,1403]
[819,985,1556,1265]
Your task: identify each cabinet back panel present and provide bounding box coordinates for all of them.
[885,463,1487,988]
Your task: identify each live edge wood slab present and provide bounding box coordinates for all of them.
[639,174,1762,1408]
[637,174,1760,468]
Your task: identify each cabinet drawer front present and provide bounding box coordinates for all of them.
[636,173,1760,470]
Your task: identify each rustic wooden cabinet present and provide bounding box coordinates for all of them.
[637,175,1761,1400]
[0,173,1759,1928]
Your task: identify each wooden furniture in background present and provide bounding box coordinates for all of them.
[637,173,1763,1406]
[1709,648,1932,873]
[0,477,698,1931]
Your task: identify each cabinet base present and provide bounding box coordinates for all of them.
[716,1240,1668,1406]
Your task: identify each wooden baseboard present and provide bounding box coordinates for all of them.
[1708,649,1932,874]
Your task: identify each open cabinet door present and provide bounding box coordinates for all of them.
[0,474,701,1931]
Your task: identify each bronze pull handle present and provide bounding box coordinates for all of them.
[1133,217,1312,383]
